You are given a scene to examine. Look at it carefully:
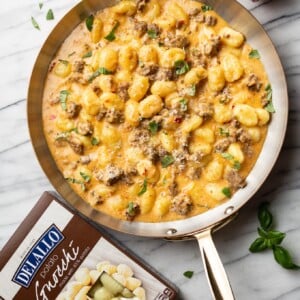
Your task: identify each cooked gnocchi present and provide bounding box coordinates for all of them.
[43,0,272,222]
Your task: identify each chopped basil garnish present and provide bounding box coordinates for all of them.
[80,172,91,183]
[264,84,275,113]
[105,21,120,41]
[86,15,94,32]
[31,16,40,30]
[249,49,260,59]
[187,84,196,96]
[91,137,99,145]
[65,177,86,191]
[138,179,147,196]
[55,128,77,141]
[183,271,194,279]
[59,90,70,111]
[249,202,300,269]
[221,152,234,160]
[219,127,229,137]
[68,51,76,57]
[179,98,188,111]
[88,67,113,82]
[58,59,69,65]
[201,4,213,12]
[148,121,159,135]
[161,155,175,168]
[82,51,93,58]
[222,187,231,198]
[127,202,136,215]
[174,60,190,75]
[46,9,54,20]
[233,160,241,170]
[147,29,158,39]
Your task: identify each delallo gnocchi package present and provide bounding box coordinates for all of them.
[0,192,178,300]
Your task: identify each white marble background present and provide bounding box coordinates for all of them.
[0,0,299,299]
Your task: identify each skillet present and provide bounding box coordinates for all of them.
[27,0,288,298]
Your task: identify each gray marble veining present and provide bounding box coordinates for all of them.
[0,0,299,299]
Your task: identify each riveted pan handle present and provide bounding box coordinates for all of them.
[195,230,235,300]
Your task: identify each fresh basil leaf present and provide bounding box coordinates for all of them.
[233,160,241,170]
[148,121,159,135]
[183,271,194,279]
[105,21,120,41]
[39,2,43,9]
[161,155,175,168]
[31,16,40,30]
[68,51,76,57]
[201,4,213,12]
[249,237,268,253]
[138,179,147,196]
[65,177,86,191]
[147,29,158,39]
[257,227,286,247]
[127,202,136,216]
[219,127,229,137]
[91,137,99,145]
[249,49,260,59]
[174,60,190,75]
[82,51,93,58]
[273,245,300,270]
[179,98,188,111]
[59,90,70,110]
[46,9,54,20]
[86,15,94,32]
[258,202,273,230]
[222,187,231,198]
[265,101,275,113]
[221,152,234,160]
[88,67,112,82]
[59,59,69,65]
[80,172,91,183]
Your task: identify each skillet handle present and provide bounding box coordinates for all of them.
[195,230,235,300]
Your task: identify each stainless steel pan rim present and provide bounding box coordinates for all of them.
[27,1,288,298]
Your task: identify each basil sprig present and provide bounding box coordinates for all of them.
[174,60,190,75]
[138,179,147,196]
[105,21,120,41]
[86,15,94,32]
[249,49,260,59]
[249,202,299,269]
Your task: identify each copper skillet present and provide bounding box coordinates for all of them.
[27,0,288,298]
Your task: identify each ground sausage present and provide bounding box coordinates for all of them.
[66,101,81,119]
[224,169,246,189]
[74,61,85,73]
[163,33,190,48]
[171,193,193,215]
[125,202,140,221]
[77,121,93,135]
[68,135,84,155]
[105,108,124,123]
[96,164,124,186]
[136,0,149,12]
[214,138,231,152]
[195,103,214,119]
[247,73,262,92]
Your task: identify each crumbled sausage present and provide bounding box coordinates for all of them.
[77,121,93,135]
[90,190,104,205]
[155,67,174,81]
[172,149,188,172]
[66,101,81,119]
[247,73,262,92]
[189,151,204,162]
[136,0,149,12]
[144,146,159,162]
[189,48,207,67]
[236,128,252,144]
[125,202,140,221]
[171,193,193,215]
[132,18,148,36]
[201,35,221,56]
[214,138,231,152]
[186,165,202,180]
[195,13,217,26]
[188,7,201,16]
[117,82,130,101]
[169,182,178,196]
[163,33,190,48]
[96,164,124,186]
[129,129,150,146]
[80,155,91,165]
[105,108,124,123]
[96,109,107,121]
[195,103,214,119]
[74,61,85,73]
[137,64,159,79]
[175,132,190,151]
[68,135,84,155]
[224,169,246,189]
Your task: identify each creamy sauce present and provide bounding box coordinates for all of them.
[43,0,271,222]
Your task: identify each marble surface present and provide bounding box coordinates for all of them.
[0,0,300,299]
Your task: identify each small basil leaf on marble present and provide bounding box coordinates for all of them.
[183,271,194,279]
[46,9,54,20]
[273,246,300,270]
[258,202,273,230]
[249,237,268,253]
[31,16,40,30]
[39,2,43,10]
